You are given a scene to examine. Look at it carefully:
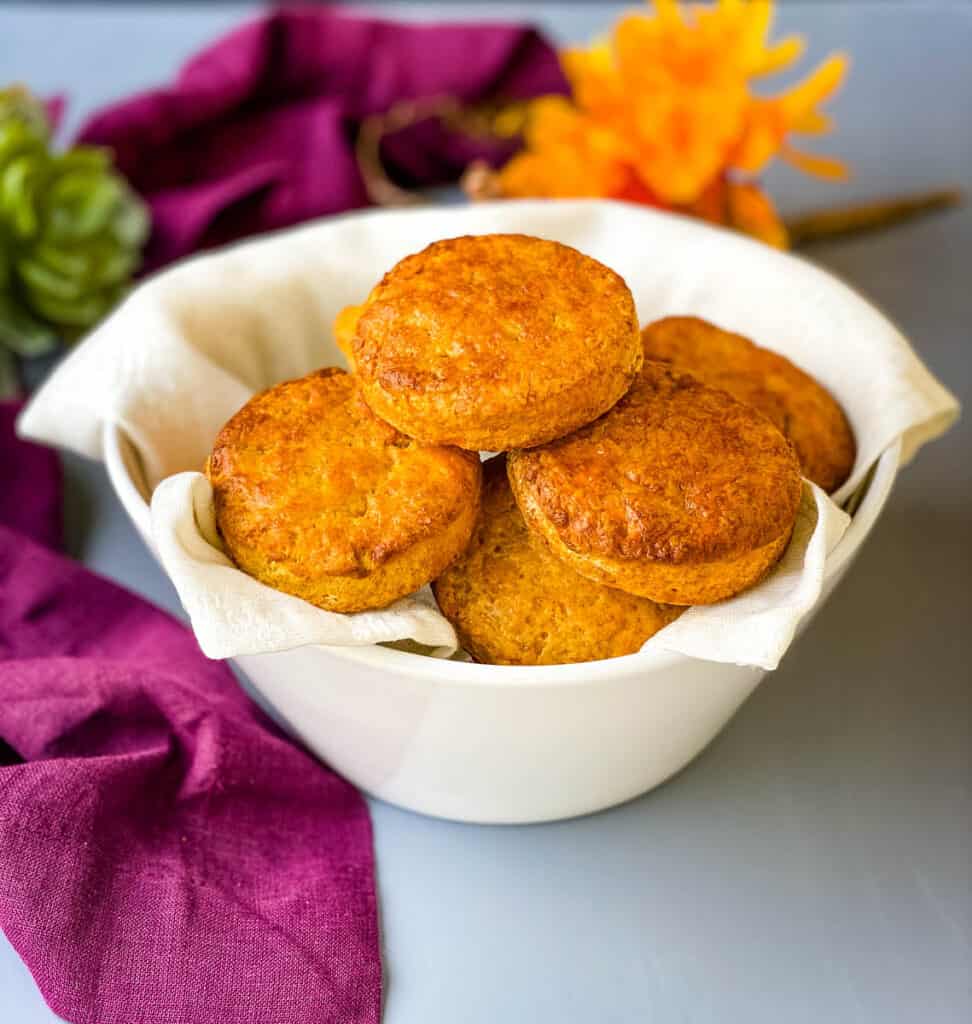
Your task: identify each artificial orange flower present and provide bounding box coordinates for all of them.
[732,53,849,179]
[684,176,789,248]
[725,181,790,247]
[492,0,849,246]
[495,97,630,199]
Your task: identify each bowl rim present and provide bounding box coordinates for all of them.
[103,421,901,687]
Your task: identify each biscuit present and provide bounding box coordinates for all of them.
[208,368,482,613]
[642,316,855,492]
[351,234,643,450]
[508,362,803,605]
[433,459,683,665]
[333,304,362,367]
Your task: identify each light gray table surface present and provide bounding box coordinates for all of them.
[2,3,970,1022]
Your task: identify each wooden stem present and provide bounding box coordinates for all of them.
[786,188,964,247]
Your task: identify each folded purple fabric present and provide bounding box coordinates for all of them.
[78,7,567,269]
[0,403,61,550]
[0,399,380,1024]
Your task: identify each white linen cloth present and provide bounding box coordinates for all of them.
[19,201,959,668]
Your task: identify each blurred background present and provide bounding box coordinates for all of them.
[5,0,970,210]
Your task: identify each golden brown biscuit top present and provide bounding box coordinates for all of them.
[642,316,856,492]
[509,362,803,565]
[352,234,639,420]
[208,368,481,579]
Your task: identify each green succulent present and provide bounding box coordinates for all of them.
[0,85,149,394]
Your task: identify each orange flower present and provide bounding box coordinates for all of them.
[732,52,849,180]
[685,176,789,248]
[494,0,849,244]
[496,97,630,199]
[725,181,789,247]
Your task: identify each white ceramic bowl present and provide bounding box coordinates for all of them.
[104,424,899,826]
[94,200,910,824]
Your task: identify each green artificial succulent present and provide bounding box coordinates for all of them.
[0,85,149,394]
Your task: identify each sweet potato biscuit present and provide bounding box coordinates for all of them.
[333,304,363,366]
[208,368,482,613]
[433,459,683,665]
[642,316,855,492]
[351,234,643,450]
[508,362,803,605]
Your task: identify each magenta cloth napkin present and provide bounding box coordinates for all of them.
[78,6,567,269]
[0,399,380,1024]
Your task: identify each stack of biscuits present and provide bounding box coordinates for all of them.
[207,234,855,665]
